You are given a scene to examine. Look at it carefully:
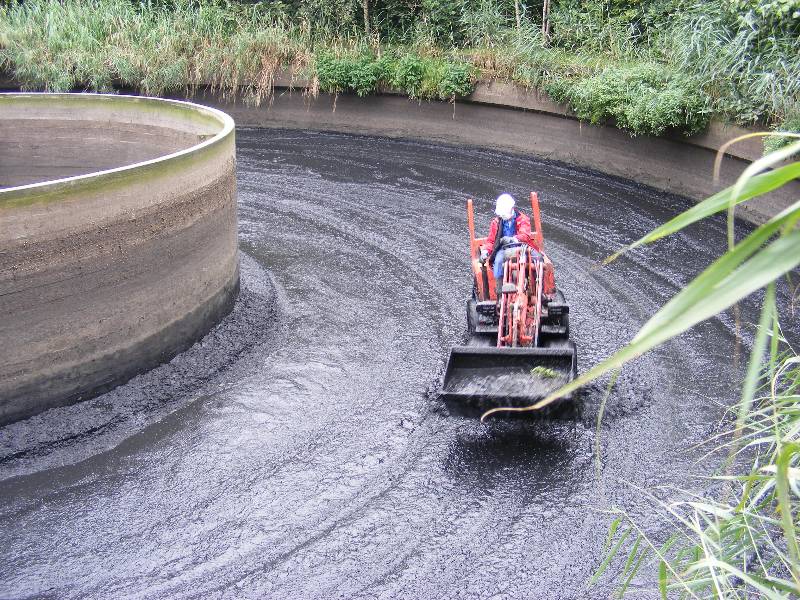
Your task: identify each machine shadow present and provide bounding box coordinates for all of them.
[441,420,584,496]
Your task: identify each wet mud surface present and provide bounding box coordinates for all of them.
[1,129,795,599]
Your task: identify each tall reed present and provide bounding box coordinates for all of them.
[0,0,312,101]
[1,1,797,131]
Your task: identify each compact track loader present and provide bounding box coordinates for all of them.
[440,192,578,413]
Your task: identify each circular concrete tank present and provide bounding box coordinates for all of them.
[0,93,238,424]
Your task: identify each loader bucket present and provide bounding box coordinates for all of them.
[440,345,578,411]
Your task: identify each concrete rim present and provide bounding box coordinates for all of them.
[0,92,235,197]
[1,92,240,424]
[197,89,798,225]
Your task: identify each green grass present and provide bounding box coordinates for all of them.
[1,0,797,137]
[0,0,314,102]
[0,0,477,105]
[661,2,800,126]
[765,115,800,155]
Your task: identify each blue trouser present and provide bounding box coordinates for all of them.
[493,248,506,281]
[493,247,542,282]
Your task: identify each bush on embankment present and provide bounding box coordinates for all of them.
[544,63,707,136]
[0,0,798,136]
[315,51,476,101]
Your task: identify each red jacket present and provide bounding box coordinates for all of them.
[482,210,540,254]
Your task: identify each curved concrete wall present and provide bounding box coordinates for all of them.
[0,93,239,424]
[191,82,798,226]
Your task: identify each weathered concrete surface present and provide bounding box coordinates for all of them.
[4,69,793,222]
[0,120,200,188]
[466,80,769,162]
[0,93,239,424]
[193,85,798,225]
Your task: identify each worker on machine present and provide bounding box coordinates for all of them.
[479,193,541,298]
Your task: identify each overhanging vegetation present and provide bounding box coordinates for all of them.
[1,0,798,140]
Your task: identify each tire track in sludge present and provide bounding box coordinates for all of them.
[1,128,795,600]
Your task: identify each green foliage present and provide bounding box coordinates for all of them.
[661,1,800,123]
[315,51,475,100]
[530,366,558,378]
[392,53,476,99]
[764,114,800,153]
[295,0,362,37]
[435,60,475,98]
[548,0,638,55]
[1,0,797,131]
[372,0,419,42]
[459,0,512,47]
[419,0,466,46]
[348,54,388,96]
[0,0,312,100]
[545,64,708,136]
[316,53,361,95]
[391,53,427,97]
[727,0,800,27]
[544,0,800,125]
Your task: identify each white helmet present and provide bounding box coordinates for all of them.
[494,193,516,220]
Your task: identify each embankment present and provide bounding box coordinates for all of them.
[192,77,796,225]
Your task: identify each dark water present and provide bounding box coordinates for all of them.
[1,129,791,599]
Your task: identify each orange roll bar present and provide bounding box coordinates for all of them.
[530,191,544,251]
[467,198,476,259]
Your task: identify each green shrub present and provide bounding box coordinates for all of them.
[348,54,384,96]
[315,52,386,97]
[542,77,571,104]
[547,64,708,136]
[390,53,427,97]
[316,52,359,94]
[388,53,476,100]
[315,51,475,100]
[436,60,475,98]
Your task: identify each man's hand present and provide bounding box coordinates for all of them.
[479,248,489,261]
